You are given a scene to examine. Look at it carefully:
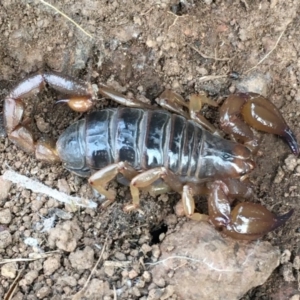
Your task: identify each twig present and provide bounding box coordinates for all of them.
[244,29,286,74]
[4,268,24,300]
[39,0,93,39]
[188,44,230,61]
[72,240,107,300]
[103,260,131,267]
[198,74,228,82]
[2,170,97,209]
[0,251,60,265]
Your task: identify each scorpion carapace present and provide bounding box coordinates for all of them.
[3,71,298,240]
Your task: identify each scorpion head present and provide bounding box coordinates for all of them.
[201,132,255,180]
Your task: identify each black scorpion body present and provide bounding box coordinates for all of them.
[4,72,297,240]
[57,107,246,181]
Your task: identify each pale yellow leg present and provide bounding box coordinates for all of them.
[182,185,209,221]
[88,161,138,208]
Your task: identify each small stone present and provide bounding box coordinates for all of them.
[282,262,296,282]
[1,262,16,278]
[128,269,138,279]
[59,275,77,287]
[293,256,300,270]
[153,277,165,288]
[281,249,292,264]
[104,266,115,277]
[143,271,151,282]
[48,220,82,252]
[0,230,12,248]
[114,251,126,261]
[161,285,175,300]
[37,286,51,299]
[35,117,50,133]
[57,179,71,194]
[0,177,12,201]
[284,155,298,172]
[274,167,285,184]
[152,245,161,258]
[236,73,269,97]
[19,270,39,286]
[85,279,112,298]
[148,288,163,300]
[0,208,12,224]
[165,214,177,226]
[43,256,61,275]
[69,246,94,270]
[141,244,152,254]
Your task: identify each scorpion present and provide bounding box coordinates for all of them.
[3,72,298,240]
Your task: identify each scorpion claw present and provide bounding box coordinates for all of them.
[223,202,294,240]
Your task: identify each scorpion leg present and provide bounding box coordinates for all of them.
[88,162,139,208]
[207,179,293,240]
[124,167,208,221]
[98,85,153,109]
[156,90,221,135]
[220,92,299,155]
[4,72,94,162]
[124,167,184,211]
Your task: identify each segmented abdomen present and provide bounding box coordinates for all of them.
[85,108,204,178]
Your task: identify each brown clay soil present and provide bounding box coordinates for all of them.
[1,0,300,299]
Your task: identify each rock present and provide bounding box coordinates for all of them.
[0,177,12,201]
[0,208,12,224]
[69,246,94,270]
[0,230,12,248]
[1,262,16,278]
[19,270,38,286]
[37,286,51,299]
[151,221,280,300]
[48,220,82,252]
[84,279,112,298]
[43,255,61,275]
[236,72,270,97]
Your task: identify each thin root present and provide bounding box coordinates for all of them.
[39,0,93,39]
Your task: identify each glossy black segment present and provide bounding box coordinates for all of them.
[168,114,186,173]
[145,110,170,168]
[188,125,202,177]
[282,127,299,155]
[180,121,195,175]
[116,108,143,167]
[86,110,114,169]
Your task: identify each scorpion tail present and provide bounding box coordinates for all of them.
[222,202,294,240]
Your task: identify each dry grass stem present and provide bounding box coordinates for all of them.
[2,170,97,208]
[39,0,93,39]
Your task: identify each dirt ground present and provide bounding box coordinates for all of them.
[1,0,300,299]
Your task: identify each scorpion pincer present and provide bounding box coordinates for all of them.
[3,72,298,240]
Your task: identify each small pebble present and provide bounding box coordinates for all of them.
[37,286,51,299]
[1,262,16,278]
[0,177,12,201]
[0,208,12,224]
[128,269,138,279]
[0,230,12,248]
[43,256,61,275]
